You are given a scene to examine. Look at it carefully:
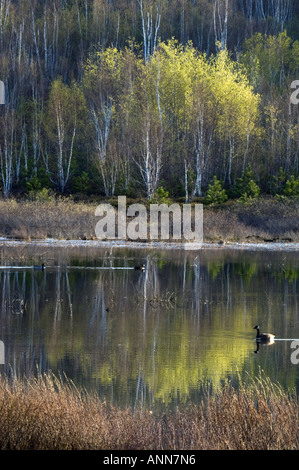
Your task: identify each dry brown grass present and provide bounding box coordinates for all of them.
[0,197,298,242]
[204,198,299,242]
[0,372,298,450]
[0,199,97,241]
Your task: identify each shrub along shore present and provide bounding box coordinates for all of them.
[0,196,298,244]
[0,371,297,450]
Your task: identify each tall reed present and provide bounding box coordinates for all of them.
[0,371,298,450]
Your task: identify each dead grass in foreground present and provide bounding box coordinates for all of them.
[0,372,298,450]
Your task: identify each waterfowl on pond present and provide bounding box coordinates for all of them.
[34,263,45,271]
[134,264,146,272]
[253,325,275,343]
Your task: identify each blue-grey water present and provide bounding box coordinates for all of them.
[0,243,299,412]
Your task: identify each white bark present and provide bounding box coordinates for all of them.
[91,102,113,165]
[184,158,189,203]
[255,0,292,33]
[135,114,163,199]
[91,101,118,196]
[192,111,204,199]
[138,0,161,62]
[213,0,229,52]
[52,97,78,193]
[135,70,163,199]
[0,110,15,197]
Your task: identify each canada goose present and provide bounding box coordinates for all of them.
[253,325,275,343]
[134,264,146,272]
[34,263,45,271]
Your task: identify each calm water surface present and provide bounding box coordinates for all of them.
[0,244,299,412]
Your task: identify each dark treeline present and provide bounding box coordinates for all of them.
[0,0,299,201]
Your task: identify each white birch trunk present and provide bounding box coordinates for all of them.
[213,0,229,52]
[138,0,161,62]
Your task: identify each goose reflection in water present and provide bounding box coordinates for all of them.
[253,325,275,354]
[254,337,275,354]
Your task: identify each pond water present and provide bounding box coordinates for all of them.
[0,243,299,412]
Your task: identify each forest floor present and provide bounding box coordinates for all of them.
[0,196,298,244]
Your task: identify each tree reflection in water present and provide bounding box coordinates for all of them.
[0,246,298,411]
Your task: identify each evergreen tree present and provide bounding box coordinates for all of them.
[205,176,228,205]
[236,165,260,200]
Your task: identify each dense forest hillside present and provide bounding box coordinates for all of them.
[0,0,299,201]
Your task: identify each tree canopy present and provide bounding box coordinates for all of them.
[0,0,299,200]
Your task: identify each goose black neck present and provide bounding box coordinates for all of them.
[256,327,260,337]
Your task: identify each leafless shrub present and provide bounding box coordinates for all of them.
[204,198,299,242]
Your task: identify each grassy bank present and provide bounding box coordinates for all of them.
[0,197,298,243]
[0,372,298,450]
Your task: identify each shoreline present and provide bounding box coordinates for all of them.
[0,198,298,249]
[1,237,299,251]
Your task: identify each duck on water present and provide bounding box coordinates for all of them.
[34,263,45,271]
[134,264,146,272]
[253,325,275,343]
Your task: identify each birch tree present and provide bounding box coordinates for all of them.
[210,50,260,184]
[213,0,229,52]
[138,0,162,61]
[132,54,164,198]
[0,108,16,197]
[84,48,126,196]
[151,41,194,201]
[255,0,292,33]
[190,58,216,199]
[45,78,86,192]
